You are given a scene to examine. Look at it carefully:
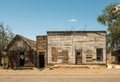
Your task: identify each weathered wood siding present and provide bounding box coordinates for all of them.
[47,31,106,65]
[36,36,47,67]
[36,36,47,51]
[7,38,36,67]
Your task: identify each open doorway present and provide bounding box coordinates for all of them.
[19,52,25,66]
[75,50,82,64]
[117,55,120,63]
[39,52,45,68]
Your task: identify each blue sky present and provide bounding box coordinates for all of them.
[0,0,119,40]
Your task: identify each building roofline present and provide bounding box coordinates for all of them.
[7,34,36,51]
[36,35,47,37]
[47,30,106,33]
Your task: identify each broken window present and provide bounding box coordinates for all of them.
[96,48,103,61]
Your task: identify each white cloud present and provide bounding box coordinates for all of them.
[68,19,77,23]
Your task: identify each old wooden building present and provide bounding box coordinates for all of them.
[36,36,47,67]
[47,31,106,65]
[7,35,37,68]
[7,31,107,68]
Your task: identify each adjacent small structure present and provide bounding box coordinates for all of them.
[7,35,37,68]
[107,48,120,64]
[36,36,47,67]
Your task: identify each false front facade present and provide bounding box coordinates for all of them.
[46,31,106,65]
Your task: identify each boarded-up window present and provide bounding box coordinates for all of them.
[62,50,68,63]
[51,47,57,62]
[86,50,92,62]
[86,54,92,62]
[96,48,103,61]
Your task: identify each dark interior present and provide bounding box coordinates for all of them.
[39,52,45,68]
[19,58,25,66]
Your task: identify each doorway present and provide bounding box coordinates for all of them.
[39,52,45,68]
[19,52,25,66]
[75,50,82,64]
[117,55,120,63]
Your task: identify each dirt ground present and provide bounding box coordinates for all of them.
[1,67,120,82]
[0,66,120,74]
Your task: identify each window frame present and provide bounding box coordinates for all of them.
[96,48,103,61]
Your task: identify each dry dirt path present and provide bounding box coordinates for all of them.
[0,68,120,82]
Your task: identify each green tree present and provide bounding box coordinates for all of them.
[0,23,14,65]
[97,3,120,48]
